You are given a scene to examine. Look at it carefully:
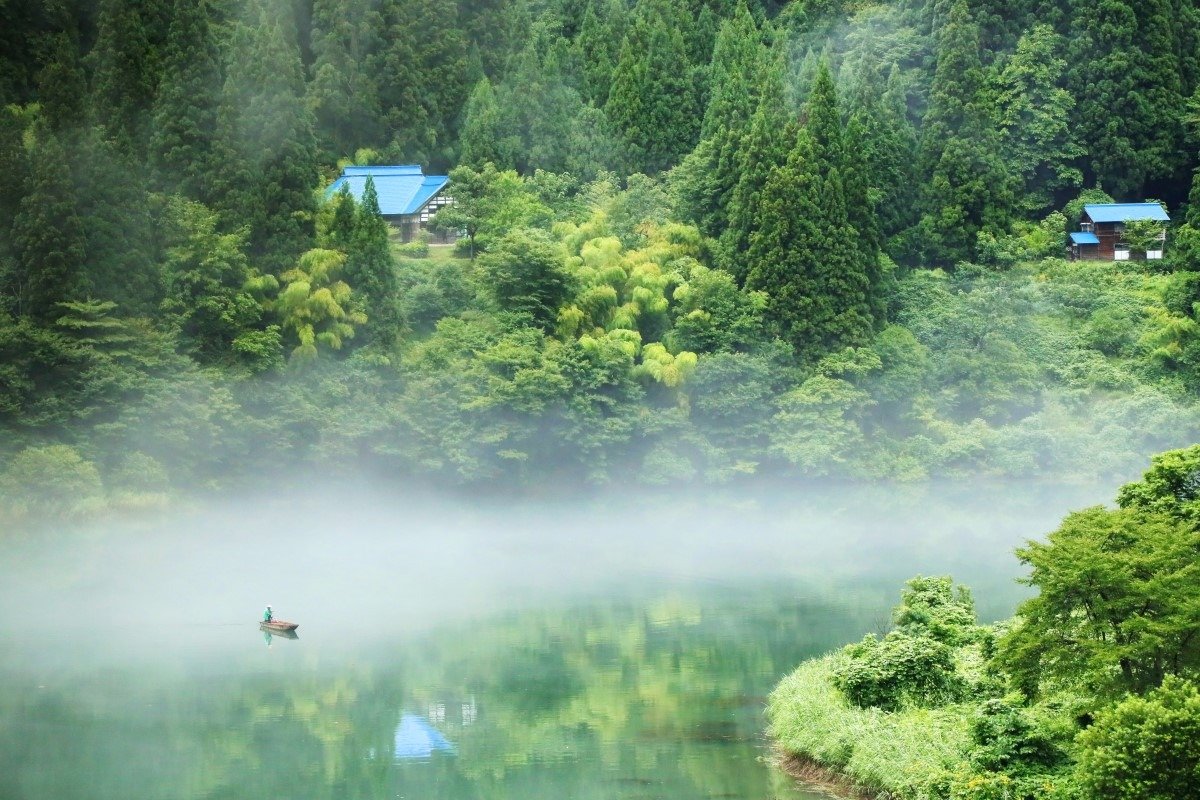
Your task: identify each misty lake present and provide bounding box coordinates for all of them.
[0,481,1109,800]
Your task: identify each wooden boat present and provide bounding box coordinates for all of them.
[260,620,299,633]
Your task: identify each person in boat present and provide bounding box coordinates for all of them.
[263,605,273,623]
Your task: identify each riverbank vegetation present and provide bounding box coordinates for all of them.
[4,0,1200,526]
[769,445,1200,800]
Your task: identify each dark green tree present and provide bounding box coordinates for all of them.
[149,0,222,201]
[459,78,512,170]
[1067,0,1188,197]
[675,3,764,238]
[35,29,88,134]
[74,128,161,313]
[372,0,469,166]
[994,25,1083,214]
[479,229,574,331]
[744,127,872,361]
[88,0,156,149]
[216,1,319,274]
[307,0,383,160]
[576,0,625,107]
[11,132,86,323]
[917,0,1014,265]
[323,185,358,252]
[604,0,698,174]
[720,52,791,283]
[345,176,402,350]
[160,198,272,368]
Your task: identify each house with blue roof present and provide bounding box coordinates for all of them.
[1070,202,1169,261]
[326,165,452,242]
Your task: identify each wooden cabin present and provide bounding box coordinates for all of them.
[1069,203,1169,261]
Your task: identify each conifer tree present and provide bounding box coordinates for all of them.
[149,0,222,202]
[844,115,887,325]
[325,185,357,251]
[372,0,469,166]
[89,0,156,150]
[12,133,86,322]
[35,30,87,134]
[745,93,874,361]
[994,25,1082,215]
[676,2,764,238]
[345,177,401,350]
[216,2,319,274]
[721,53,792,284]
[577,0,625,107]
[75,128,161,313]
[308,0,383,161]
[604,0,698,174]
[459,78,512,169]
[844,64,918,259]
[917,0,1013,265]
[1068,0,1187,196]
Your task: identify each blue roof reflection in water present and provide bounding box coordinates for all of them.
[394,714,455,760]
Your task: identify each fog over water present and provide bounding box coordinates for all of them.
[2,480,1106,660]
[0,479,1111,800]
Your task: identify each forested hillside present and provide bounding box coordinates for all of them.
[4,0,1200,520]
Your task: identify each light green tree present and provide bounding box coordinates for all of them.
[274,249,366,363]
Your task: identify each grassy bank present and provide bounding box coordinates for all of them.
[767,653,972,799]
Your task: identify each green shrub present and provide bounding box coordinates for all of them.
[832,631,965,711]
[395,238,430,258]
[1076,677,1200,800]
[893,575,979,645]
[1,444,105,520]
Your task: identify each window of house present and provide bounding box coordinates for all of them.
[1080,222,1093,232]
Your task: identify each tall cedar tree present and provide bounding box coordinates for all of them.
[576,0,625,107]
[743,129,823,354]
[371,0,469,167]
[150,0,222,202]
[804,65,877,342]
[0,107,26,261]
[844,62,919,250]
[721,51,791,284]
[917,0,1013,265]
[307,0,383,161]
[495,27,609,177]
[676,3,764,239]
[35,29,88,134]
[993,25,1082,214]
[459,78,511,169]
[745,124,873,362]
[88,0,157,151]
[1068,0,1188,198]
[843,115,888,326]
[325,185,358,251]
[12,132,87,323]
[216,2,319,274]
[604,0,699,174]
[345,177,401,350]
[74,128,161,313]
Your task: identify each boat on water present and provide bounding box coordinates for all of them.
[260,620,299,633]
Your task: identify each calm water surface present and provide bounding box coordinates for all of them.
[0,482,1107,800]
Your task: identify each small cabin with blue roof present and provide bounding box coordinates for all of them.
[1070,202,1169,261]
[326,165,452,242]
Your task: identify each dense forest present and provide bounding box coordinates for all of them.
[4,0,1200,521]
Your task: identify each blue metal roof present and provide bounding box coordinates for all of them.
[1084,203,1169,223]
[1070,231,1100,244]
[325,165,449,216]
